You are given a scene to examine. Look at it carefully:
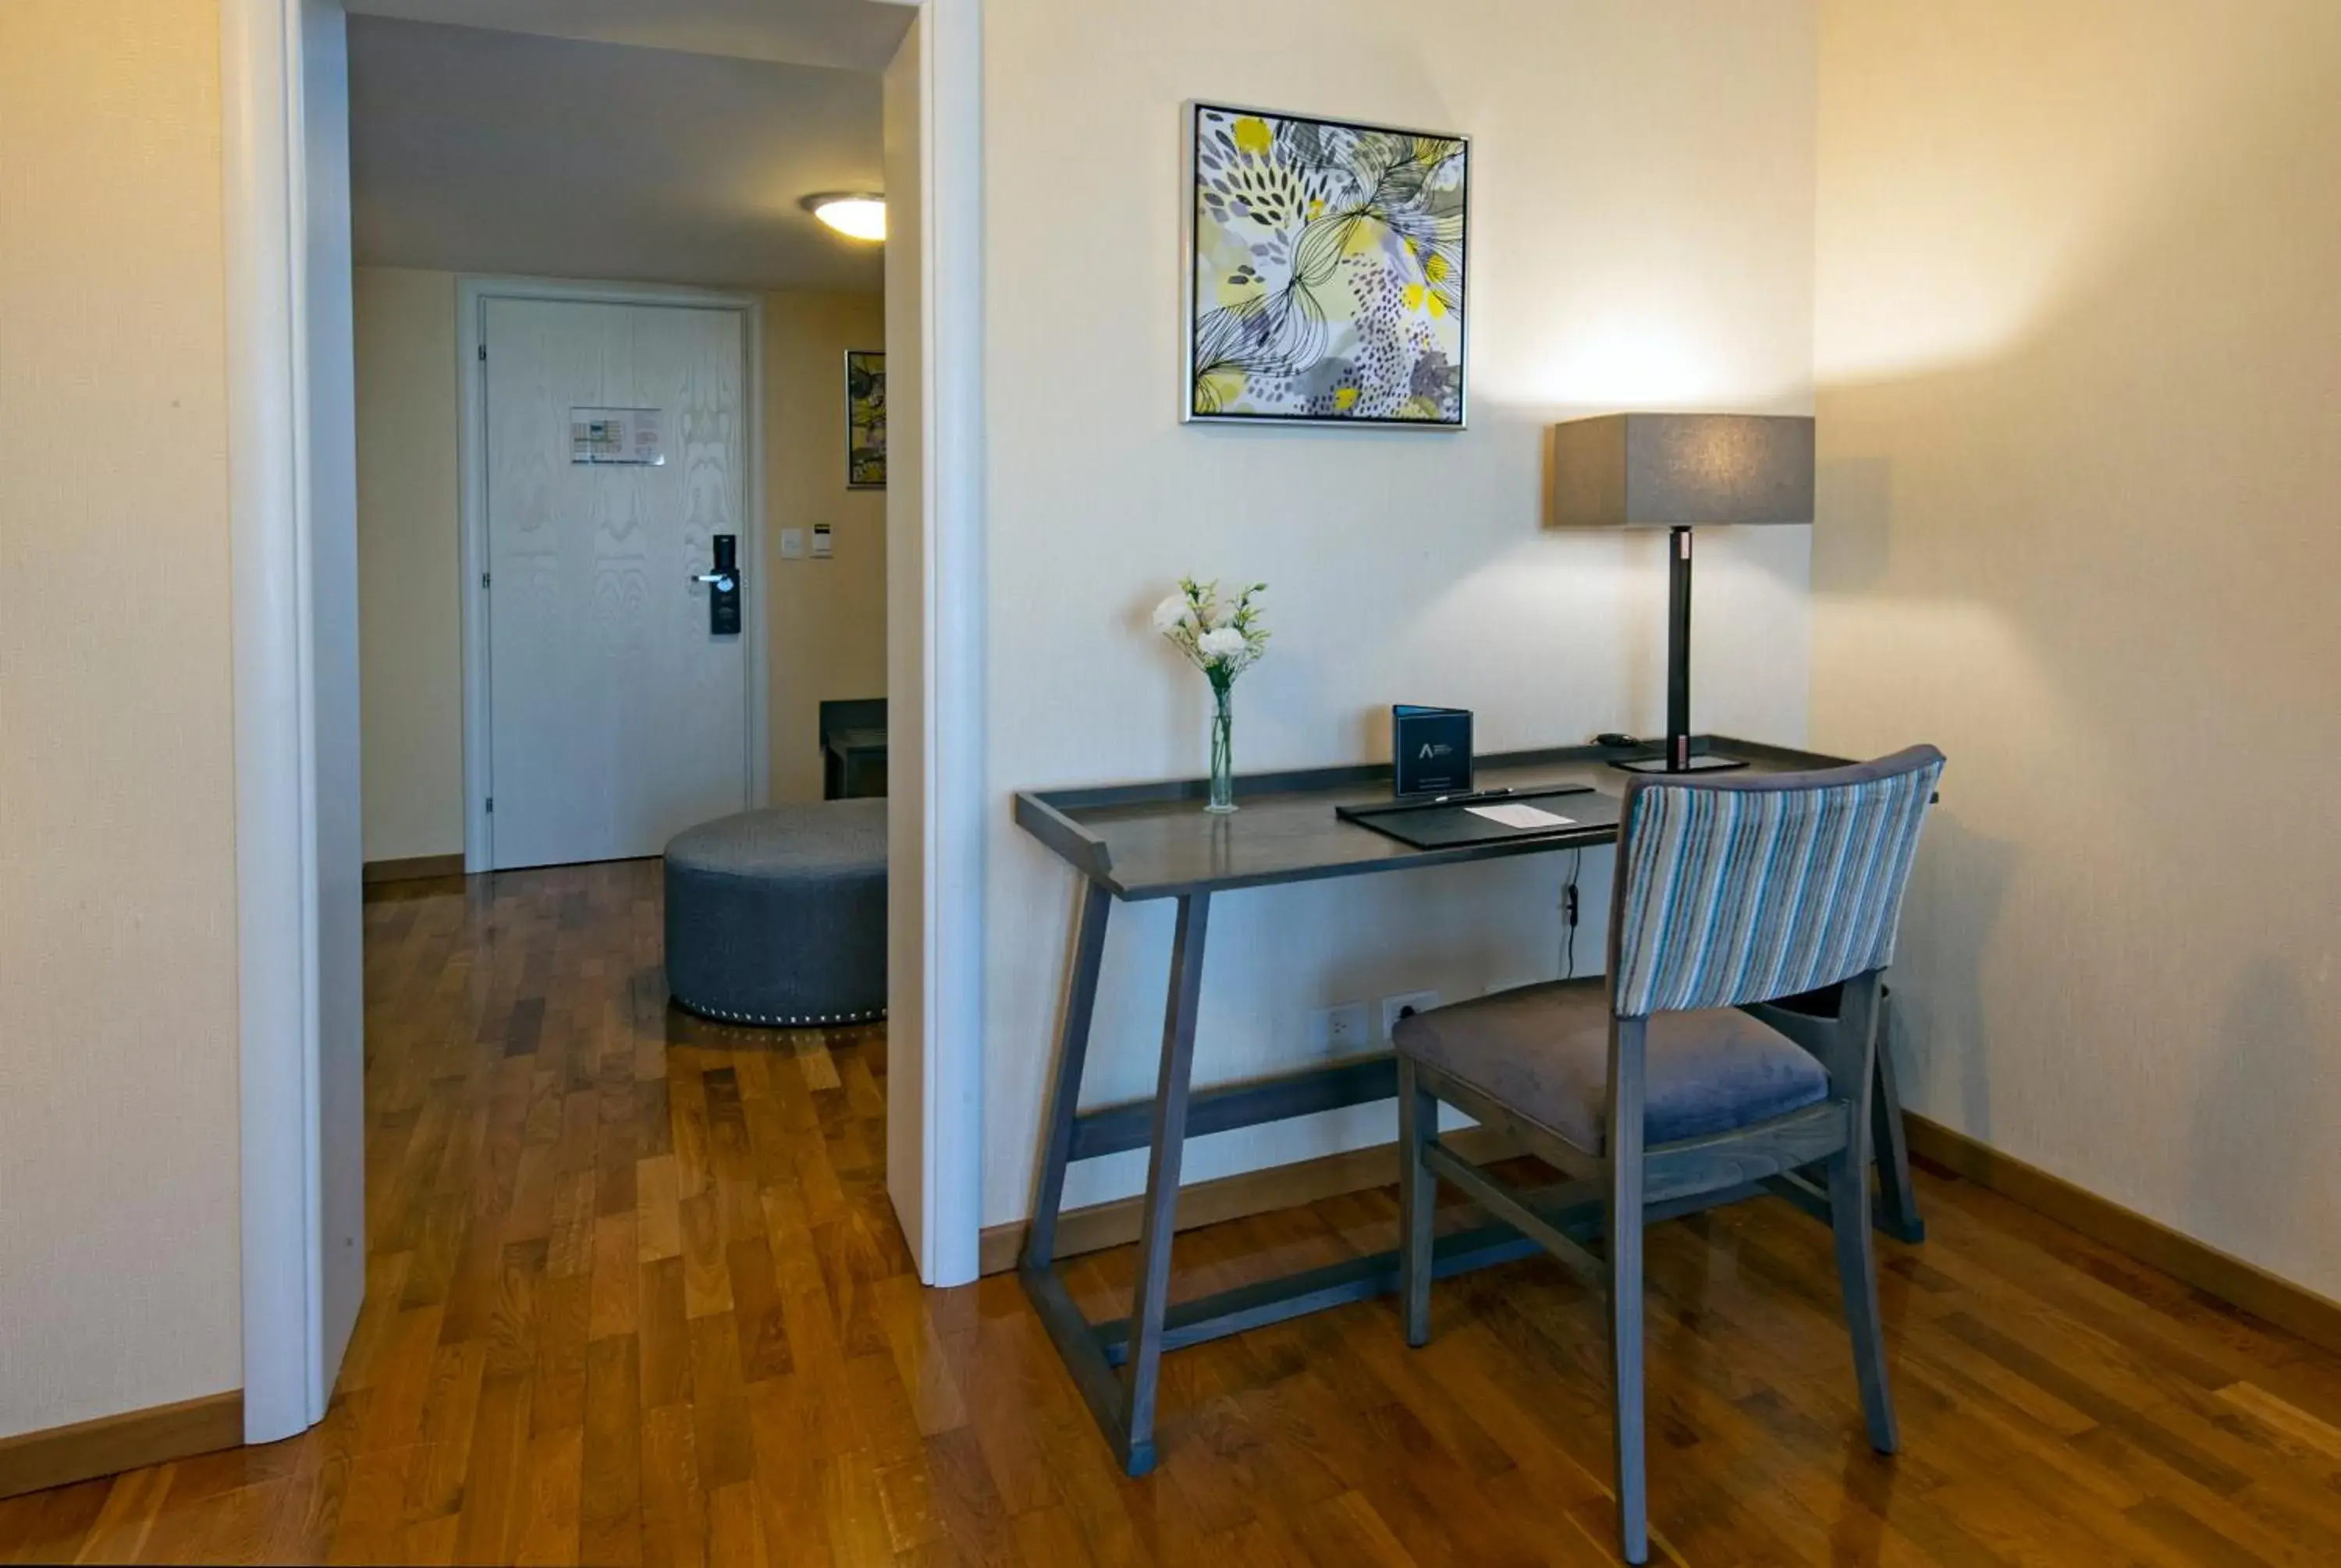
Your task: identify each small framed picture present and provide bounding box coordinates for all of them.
[1184,102,1469,428]
[846,349,886,488]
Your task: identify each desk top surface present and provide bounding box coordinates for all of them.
[1014,736,1849,901]
[823,726,888,756]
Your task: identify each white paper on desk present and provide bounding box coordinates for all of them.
[1466,802,1576,830]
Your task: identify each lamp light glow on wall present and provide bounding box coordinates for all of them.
[801,192,886,242]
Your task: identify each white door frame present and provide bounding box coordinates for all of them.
[901,0,986,1290]
[224,0,989,1438]
[222,0,314,1446]
[456,276,772,872]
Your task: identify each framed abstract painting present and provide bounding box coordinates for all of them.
[1183,101,1469,429]
[846,349,886,488]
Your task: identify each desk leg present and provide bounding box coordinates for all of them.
[1025,880,1113,1270]
[1118,891,1211,1475]
[1870,990,1926,1244]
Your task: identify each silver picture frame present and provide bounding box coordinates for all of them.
[1181,99,1471,431]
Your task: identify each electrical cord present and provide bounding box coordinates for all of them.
[1561,848,1583,980]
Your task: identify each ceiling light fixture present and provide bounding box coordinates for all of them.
[801,192,886,243]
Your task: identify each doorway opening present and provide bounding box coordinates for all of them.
[226,0,983,1447]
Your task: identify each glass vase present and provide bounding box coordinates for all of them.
[1206,682,1237,814]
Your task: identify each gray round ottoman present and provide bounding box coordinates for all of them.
[663,800,886,1027]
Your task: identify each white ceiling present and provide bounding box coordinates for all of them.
[344,0,915,73]
[346,14,890,293]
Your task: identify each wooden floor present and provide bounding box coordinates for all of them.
[7,860,2341,1566]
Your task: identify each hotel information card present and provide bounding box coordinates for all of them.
[1394,704,1473,796]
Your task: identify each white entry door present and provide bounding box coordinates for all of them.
[481,296,752,869]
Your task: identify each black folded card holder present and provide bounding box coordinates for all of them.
[1393,704,1472,796]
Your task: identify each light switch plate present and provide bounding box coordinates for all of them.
[780,528,806,559]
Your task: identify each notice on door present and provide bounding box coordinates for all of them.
[570,406,666,466]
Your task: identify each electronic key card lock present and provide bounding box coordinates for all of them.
[694,534,743,636]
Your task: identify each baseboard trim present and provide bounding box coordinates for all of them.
[0,1391,244,1501]
[1904,1113,2341,1358]
[984,1112,2341,1360]
[362,852,466,885]
[979,1125,1520,1277]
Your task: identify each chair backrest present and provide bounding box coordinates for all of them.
[1607,746,1945,1018]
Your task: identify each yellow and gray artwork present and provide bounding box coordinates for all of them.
[1187,103,1467,427]
[847,349,886,488]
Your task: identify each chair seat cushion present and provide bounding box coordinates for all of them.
[1391,977,1828,1153]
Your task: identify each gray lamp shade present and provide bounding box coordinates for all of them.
[1551,413,1815,528]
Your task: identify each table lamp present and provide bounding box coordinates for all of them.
[1551,412,1815,774]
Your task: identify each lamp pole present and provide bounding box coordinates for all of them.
[1666,526,1693,772]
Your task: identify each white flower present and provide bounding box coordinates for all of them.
[1198,627,1246,661]
[1152,594,1193,634]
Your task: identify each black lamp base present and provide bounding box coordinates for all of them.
[1610,527,1751,779]
[1611,751,1749,775]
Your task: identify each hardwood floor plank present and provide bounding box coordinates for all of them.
[506,1428,582,1567]
[683,1313,755,1492]
[400,1339,488,1524]
[705,1481,768,1568]
[727,1237,794,1385]
[588,1212,640,1343]
[449,1374,532,1567]
[528,1274,591,1439]
[743,1375,837,1568]
[637,1257,694,1413]
[577,1336,644,1568]
[638,1401,705,1568]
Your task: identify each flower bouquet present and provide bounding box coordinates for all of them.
[1153,578,1270,813]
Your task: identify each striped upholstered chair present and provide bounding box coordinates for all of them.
[1391,746,1945,1564]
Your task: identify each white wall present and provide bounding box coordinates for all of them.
[1813,0,2341,1299]
[353,269,890,860]
[980,0,1820,1226]
[763,292,890,803]
[354,267,464,861]
[0,0,245,1437]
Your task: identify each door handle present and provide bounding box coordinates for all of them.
[698,534,741,636]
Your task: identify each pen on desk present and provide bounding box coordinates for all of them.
[1433,787,1512,805]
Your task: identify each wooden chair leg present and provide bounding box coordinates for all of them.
[1396,1059,1436,1349]
[1607,1020,1650,1566]
[1869,990,1927,1243]
[1831,975,1902,1455]
[1829,1141,1901,1453]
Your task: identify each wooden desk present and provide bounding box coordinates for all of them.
[1011,736,1928,1475]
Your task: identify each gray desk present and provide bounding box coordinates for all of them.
[1011,736,1928,1476]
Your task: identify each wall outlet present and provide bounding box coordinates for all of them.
[1381,989,1441,1039]
[1309,1002,1372,1056]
